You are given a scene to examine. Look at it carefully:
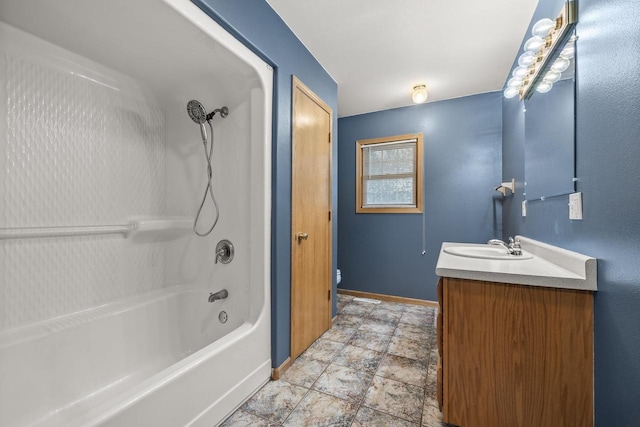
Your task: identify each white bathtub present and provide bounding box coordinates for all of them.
[0,0,272,425]
[0,286,270,427]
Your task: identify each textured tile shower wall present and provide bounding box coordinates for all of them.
[0,33,167,331]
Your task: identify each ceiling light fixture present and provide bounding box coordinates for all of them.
[504,1,577,100]
[412,85,428,104]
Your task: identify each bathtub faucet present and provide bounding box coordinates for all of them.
[215,240,234,264]
[208,289,228,303]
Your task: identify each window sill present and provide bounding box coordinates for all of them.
[356,206,423,214]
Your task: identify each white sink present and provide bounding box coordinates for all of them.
[443,245,533,260]
[436,237,597,291]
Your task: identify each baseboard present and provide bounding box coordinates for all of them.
[271,357,291,380]
[337,288,438,308]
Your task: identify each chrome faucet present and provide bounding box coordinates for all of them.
[215,240,234,264]
[487,237,522,256]
[215,248,226,263]
[508,237,522,255]
[208,289,228,303]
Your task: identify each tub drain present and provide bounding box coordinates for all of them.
[218,311,228,323]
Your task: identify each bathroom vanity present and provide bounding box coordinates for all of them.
[435,237,596,427]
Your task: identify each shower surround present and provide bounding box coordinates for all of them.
[0,0,272,425]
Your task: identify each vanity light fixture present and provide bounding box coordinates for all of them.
[504,1,577,100]
[412,85,428,104]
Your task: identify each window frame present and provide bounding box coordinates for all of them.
[356,132,424,214]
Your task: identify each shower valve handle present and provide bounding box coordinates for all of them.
[296,232,309,243]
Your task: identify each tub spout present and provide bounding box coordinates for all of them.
[208,289,228,303]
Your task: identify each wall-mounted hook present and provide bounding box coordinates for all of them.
[495,178,516,196]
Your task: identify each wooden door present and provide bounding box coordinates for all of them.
[290,76,333,360]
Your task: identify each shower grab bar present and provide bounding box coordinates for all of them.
[0,224,135,240]
[0,217,194,241]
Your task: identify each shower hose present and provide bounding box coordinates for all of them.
[193,120,220,237]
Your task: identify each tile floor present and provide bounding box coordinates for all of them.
[220,293,445,427]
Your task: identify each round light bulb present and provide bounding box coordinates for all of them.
[544,70,561,83]
[551,57,570,73]
[512,66,529,79]
[560,44,575,59]
[532,18,555,38]
[412,85,428,104]
[507,77,523,88]
[504,87,519,99]
[543,70,562,83]
[524,36,544,53]
[536,81,553,93]
[518,51,535,67]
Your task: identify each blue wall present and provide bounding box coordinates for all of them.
[192,0,338,368]
[338,92,503,302]
[502,0,640,424]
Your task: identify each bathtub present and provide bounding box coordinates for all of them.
[0,286,271,426]
[0,0,272,426]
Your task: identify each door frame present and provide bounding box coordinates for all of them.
[290,75,333,360]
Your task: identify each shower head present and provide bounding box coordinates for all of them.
[187,100,229,125]
[187,100,207,124]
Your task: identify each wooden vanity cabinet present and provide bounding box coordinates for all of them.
[437,277,593,427]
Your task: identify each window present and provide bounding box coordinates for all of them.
[356,133,423,213]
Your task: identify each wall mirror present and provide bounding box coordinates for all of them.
[524,33,576,200]
[524,26,577,200]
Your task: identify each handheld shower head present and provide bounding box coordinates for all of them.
[187,100,229,237]
[187,100,207,124]
[187,100,229,124]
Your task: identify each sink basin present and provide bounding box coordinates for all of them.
[443,245,533,260]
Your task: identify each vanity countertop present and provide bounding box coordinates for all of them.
[435,235,597,291]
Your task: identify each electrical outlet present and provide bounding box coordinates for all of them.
[522,200,527,217]
[569,192,583,220]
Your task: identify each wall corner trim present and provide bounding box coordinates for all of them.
[271,357,292,380]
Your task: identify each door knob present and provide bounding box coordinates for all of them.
[296,232,309,242]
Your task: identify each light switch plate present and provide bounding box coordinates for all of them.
[522,200,527,217]
[569,192,583,220]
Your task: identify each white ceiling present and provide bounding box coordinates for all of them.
[266,0,538,117]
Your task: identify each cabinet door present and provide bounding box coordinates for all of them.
[436,278,443,411]
[442,277,593,427]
